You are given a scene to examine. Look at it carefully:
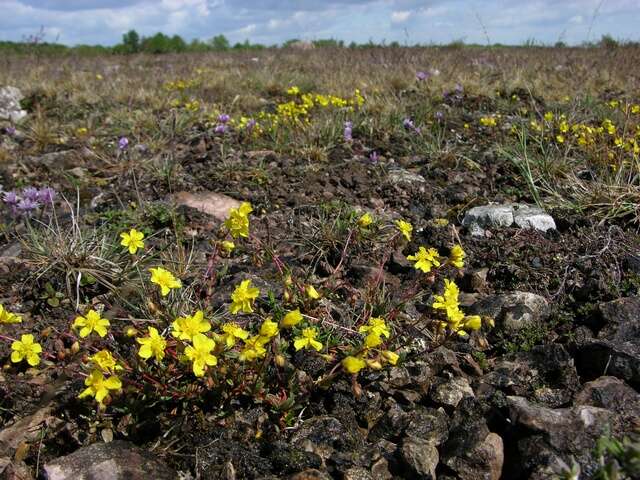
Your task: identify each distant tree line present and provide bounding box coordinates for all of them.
[0,31,637,56]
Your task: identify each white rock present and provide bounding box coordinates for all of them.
[513,204,556,232]
[462,203,555,236]
[0,86,27,122]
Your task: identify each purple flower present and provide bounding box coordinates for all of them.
[369,151,379,163]
[3,191,19,206]
[416,71,429,81]
[218,114,230,124]
[17,198,40,214]
[22,187,40,202]
[435,111,444,122]
[454,83,464,94]
[343,121,353,141]
[246,119,256,131]
[403,118,421,134]
[215,124,227,134]
[118,137,129,150]
[37,187,57,206]
[4,126,16,136]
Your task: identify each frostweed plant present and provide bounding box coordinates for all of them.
[0,187,491,417]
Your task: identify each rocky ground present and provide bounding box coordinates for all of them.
[1,48,640,479]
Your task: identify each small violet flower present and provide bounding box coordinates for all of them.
[416,71,429,81]
[17,198,40,214]
[118,137,129,150]
[435,111,444,122]
[215,124,227,134]
[22,187,40,202]
[403,118,421,134]
[369,151,379,162]
[343,121,353,141]
[218,114,230,124]
[5,126,16,136]
[3,191,19,206]
[37,187,57,206]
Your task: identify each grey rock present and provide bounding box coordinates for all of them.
[443,432,504,480]
[388,168,426,186]
[462,204,514,236]
[0,86,27,122]
[512,204,556,232]
[462,203,555,236]
[479,345,580,407]
[429,377,474,408]
[342,467,373,480]
[574,376,640,423]
[576,297,640,385]
[43,441,176,480]
[400,436,439,479]
[470,291,549,333]
[405,407,450,446]
[506,395,621,477]
[291,416,357,461]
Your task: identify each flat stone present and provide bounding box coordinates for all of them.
[388,168,426,185]
[462,204,555,236]
[172,191,242,221]
[43,440,176,480]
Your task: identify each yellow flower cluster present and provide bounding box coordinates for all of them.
[432,279,482,336]
[342,316,398,374]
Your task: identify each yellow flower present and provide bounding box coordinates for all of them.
[358,317,391,339]
[239,335,267,361]
[432,218,449,227]
[184,333,217,377]
[449,245,465,269]
[220,322,249,347]
[306,285,320,300]
[259,318,279,338]
[544,112,554,122]
[556,134,565,144]
[294,327,323,351]
[382,350,399,365]
[432,279,460,317]
[0,304,22,324]
[149,267,182,296]
[137,327,166,362]
[281,309,303,328]
[89,350,121,373]
[230,279,260,314]
[364,332,383,348]
[462,315,482,331]
[358,213,373,228]
[221,240,235,254]
[120,229,145,254]
[407,246,441,273]
[78,369,121,406]
[10,334,42,367]
[171,310,211,342]
[342,356,366,374]
[395,219,413,241]
[224,202,253,238]
[480,116,497,127]
[73,309,110,338]
[287,86,300,95]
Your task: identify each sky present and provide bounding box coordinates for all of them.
[0,0,638,47]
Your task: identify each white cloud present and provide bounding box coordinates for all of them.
[391,10,411,23]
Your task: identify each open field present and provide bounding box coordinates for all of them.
[1,46,640,479]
